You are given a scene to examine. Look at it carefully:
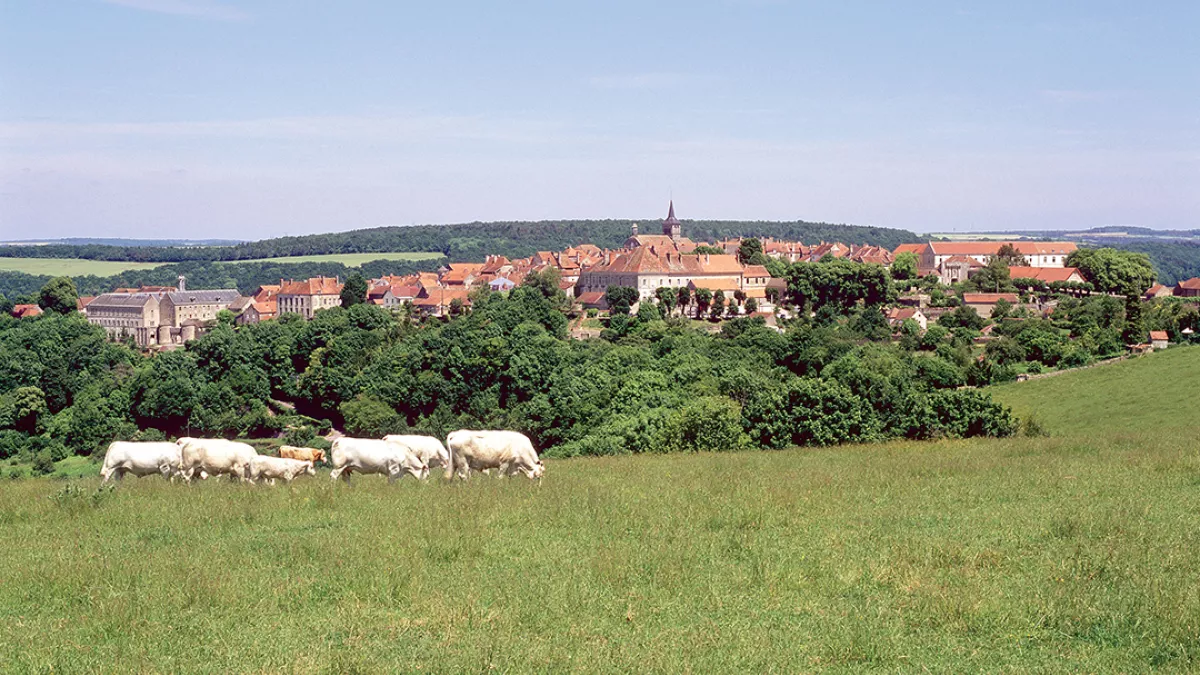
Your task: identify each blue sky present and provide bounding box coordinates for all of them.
[1,0,1196,239]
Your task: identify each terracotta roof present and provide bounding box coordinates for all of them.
[389,285,420,299]
[886,307,921,321]
[689,278,741,292]
[1178,278,1200,290]
[76,296,96,310]
[1149,331,1169,341]
[412,288,471,308]
[12,304,43,318]
[741,265,771,278]
[279,277,342,296]
[893,243,929,256]
[1146,284,1170,297]
[577,291,607,307]
[929,241,1077,257]
[943,255,985,266]
[963,293,1020,304]
[1007,266,1083,282]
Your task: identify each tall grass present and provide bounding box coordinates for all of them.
[2,427,1199,672]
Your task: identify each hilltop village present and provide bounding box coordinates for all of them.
[22,203,1193,348]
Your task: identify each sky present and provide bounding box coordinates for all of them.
[0,0,1197,240]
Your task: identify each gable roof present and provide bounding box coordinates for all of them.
[1007,266,1084,282]
[1178,277,1200,290]
[279,277,342,296]
[12,304,43,318]
[929,241,1077,257]
[1149,331,1169,341]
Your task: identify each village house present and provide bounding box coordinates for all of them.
[1175,278,1200,298]
[1149,331,1170,350]
[277,277,343,319]
[886,307,928,330]
[84,293,163,346]
[234,285,280,325]
[11,304,43,319]
[1006,266,1086,284]
[1145,284,1173,300]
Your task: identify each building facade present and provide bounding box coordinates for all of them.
[278,277,343,318]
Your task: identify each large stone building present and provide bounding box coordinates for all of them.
[84,277,242,347]
[277,276,343,319]
[85,293,165,346]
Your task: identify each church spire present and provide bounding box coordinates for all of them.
[662,200,681,240]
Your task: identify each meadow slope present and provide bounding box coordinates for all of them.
[0,349,1198,672]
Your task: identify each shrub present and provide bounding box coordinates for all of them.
[928,389,1018,438]
[657,397,750,453]
[31,453,55,476]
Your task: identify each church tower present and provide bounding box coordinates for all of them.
[662,200,681,241]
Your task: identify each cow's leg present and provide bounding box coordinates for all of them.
[99,467,112,485]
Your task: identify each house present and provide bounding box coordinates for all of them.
[1145,284,1173,300]
[76,296,96,311]
[1175,278,1200,298]
[886,307,928,330]
[236,285,280,324]
[1006,266,1086,284]
[1149,331,1170,350]
[11,304,43,319]
[277,277,343,319]
[962,293,1021,319]
[411,287,471,317]
[623,201,697,252]
[938,255,985,285]
[576,291,608,311]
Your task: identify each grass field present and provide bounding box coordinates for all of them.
[227,252,444,266]
[0,257,167,276]
[1,350,1198,672]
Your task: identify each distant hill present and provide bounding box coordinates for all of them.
[0,237,243,247]
[0,219,922,264]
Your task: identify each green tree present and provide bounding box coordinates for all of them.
[1068,248,1157,297]
[710,291,726,320]
[0,293,12,315]
[339,274,368,308]
[737,238,768,265]
[655,287,678,316]
[891,252,919,282]
[38,277,78,315]
[604,286,639,316]
[968,258,1014,293]
[994,244,1029,266]
[938,304,986,331]
[694,288,712,319]
[676,286,692,316]
[744,297,758,314]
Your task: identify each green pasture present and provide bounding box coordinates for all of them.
[0,257,167,276]
[2,349,1199,672]
[227,252,444,266]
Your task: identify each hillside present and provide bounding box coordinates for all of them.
[990,346,1200,436]
[0,219,922,264]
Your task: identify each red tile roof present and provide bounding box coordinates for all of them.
[12,304,42,318]
[1149,331,1169,341]
[929,241,1077,257]
[279,277,342,296]
[1007,266,1084,282]
[1178,278,1200,290]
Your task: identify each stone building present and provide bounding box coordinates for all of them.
[84,293,164,346]
[277,277,343,319]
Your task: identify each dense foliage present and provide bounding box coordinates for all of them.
[0,220,921,264]
[0,258,444,300]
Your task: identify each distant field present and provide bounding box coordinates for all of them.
[3,349,1198,671]
[228,252,444,266]
[0,257,166,276]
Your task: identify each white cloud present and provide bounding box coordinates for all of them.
[99,0,249,22]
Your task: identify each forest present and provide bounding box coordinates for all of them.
[0,219,921,263]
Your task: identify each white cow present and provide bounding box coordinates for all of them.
[446,430,544,480]
[177,437,257,483]
[329,437,428,484]
[382,434,451,478]
[99,441,182,484]
[249,455,316,484]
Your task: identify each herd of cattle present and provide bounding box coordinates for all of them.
[98,431,546,485]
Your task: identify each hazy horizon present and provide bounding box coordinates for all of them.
[2,1,1197,240]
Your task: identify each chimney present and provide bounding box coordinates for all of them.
[177,275,186,292]
[631,223,638,236]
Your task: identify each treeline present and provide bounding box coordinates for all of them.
[0,220,921,264]
[0,257,445,300]
[1104,240,1200,286]
[0,271,1020,473]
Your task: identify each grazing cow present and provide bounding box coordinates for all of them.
[249,455,315,484]
[328,437,428,484]
[99,441,182,484]
[279,445,326,464]
[446,430,544,480]
[382,435,451,478]
[177,437,257,483]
